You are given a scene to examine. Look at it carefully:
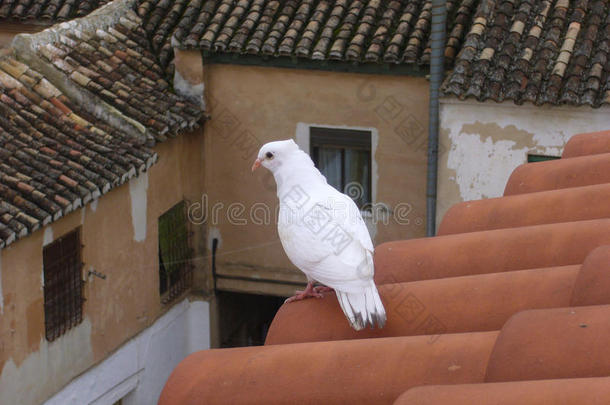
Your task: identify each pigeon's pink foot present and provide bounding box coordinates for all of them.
[285,282,323,303]
[313,286,334,294]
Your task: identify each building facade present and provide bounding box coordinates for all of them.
[0,2,210,403]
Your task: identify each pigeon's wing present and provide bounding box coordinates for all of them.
[332,190,374,253]
[285,185,375,291]
[316,187,373,252]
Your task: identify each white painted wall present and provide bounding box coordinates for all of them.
[129,173,149,242]
[43,298,210,405]
[1,318,94,405]
[437,99,610,224]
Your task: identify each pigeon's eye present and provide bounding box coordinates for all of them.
[265,152,274,159]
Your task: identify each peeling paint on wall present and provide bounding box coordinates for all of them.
[438,100,610,223]
[0,318,94,405]
[173,49,205,109]
[42,299,210,405]
[207,227,222,251]
[446,126,535,201]
[173,68,204,109]
[43,226,53,246]
[129,173,148,242]
[90,198,98,213]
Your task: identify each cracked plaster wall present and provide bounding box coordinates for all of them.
[438,100,610,225]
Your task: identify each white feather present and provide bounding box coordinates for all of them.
[256,139,386,330]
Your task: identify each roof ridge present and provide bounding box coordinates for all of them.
[12,20,152,145]
[11,0,202,144]
[15,0,138,50]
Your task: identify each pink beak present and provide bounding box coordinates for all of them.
[251,158,262,172]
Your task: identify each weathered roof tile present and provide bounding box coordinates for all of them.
[442,0,610,107]
[0,1,205,247]
[134,0,478,74]
[0,0,110,21]
[0,51,157,245]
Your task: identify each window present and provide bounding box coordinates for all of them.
[527,153,560,163]
[310,127,372,209]
[158,201,192,304]
[43,228,84,341]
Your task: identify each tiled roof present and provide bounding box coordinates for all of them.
[2,1,608,109]
[159,130,610,404]
[16,8,201,143]
[136,0,481,71]
[0,0,110,22]
[0,1,203,247]
[0,51,156,247]
[442,0,610,107]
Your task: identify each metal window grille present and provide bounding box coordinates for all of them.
[43,228,84,342]
[159,201,193,304]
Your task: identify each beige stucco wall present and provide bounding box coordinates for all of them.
[438,99,610,224]
[0,130,207,404]
[201,63,429,291]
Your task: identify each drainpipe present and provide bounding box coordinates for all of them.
[426,0,447,236]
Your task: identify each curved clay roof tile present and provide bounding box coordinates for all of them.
[504,152,610,195]
[394,376,610,405]
[374,218,610,284]
[562,129,610,158]
[438,183,610,235]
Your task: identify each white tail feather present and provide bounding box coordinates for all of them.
[336,281,386,331]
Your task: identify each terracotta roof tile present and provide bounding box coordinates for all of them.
[0,52,157,247]
[0,1,204,247]
[158,305,610,404]
[26,9,201,142]
[157,129,610,404]
[0,0,110,21]
[442,0,610,107]
[136,0,480,73]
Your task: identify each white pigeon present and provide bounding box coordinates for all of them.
[252,139,386,330]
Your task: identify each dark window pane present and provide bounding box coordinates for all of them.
[344,148,371,208]
[310,127,371,149]
[527,154,560,163]
[310,127,372,209]
[316,146,343,191]
[159,249,168,294]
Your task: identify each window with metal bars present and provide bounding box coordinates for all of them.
[43,228,84,342]
[159,201,193,304]
[310,127,372,209]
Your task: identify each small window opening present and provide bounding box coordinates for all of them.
[527,153,560,163]
[159,201,192,304]
[310,127,372,209]
[43,228,84,341]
